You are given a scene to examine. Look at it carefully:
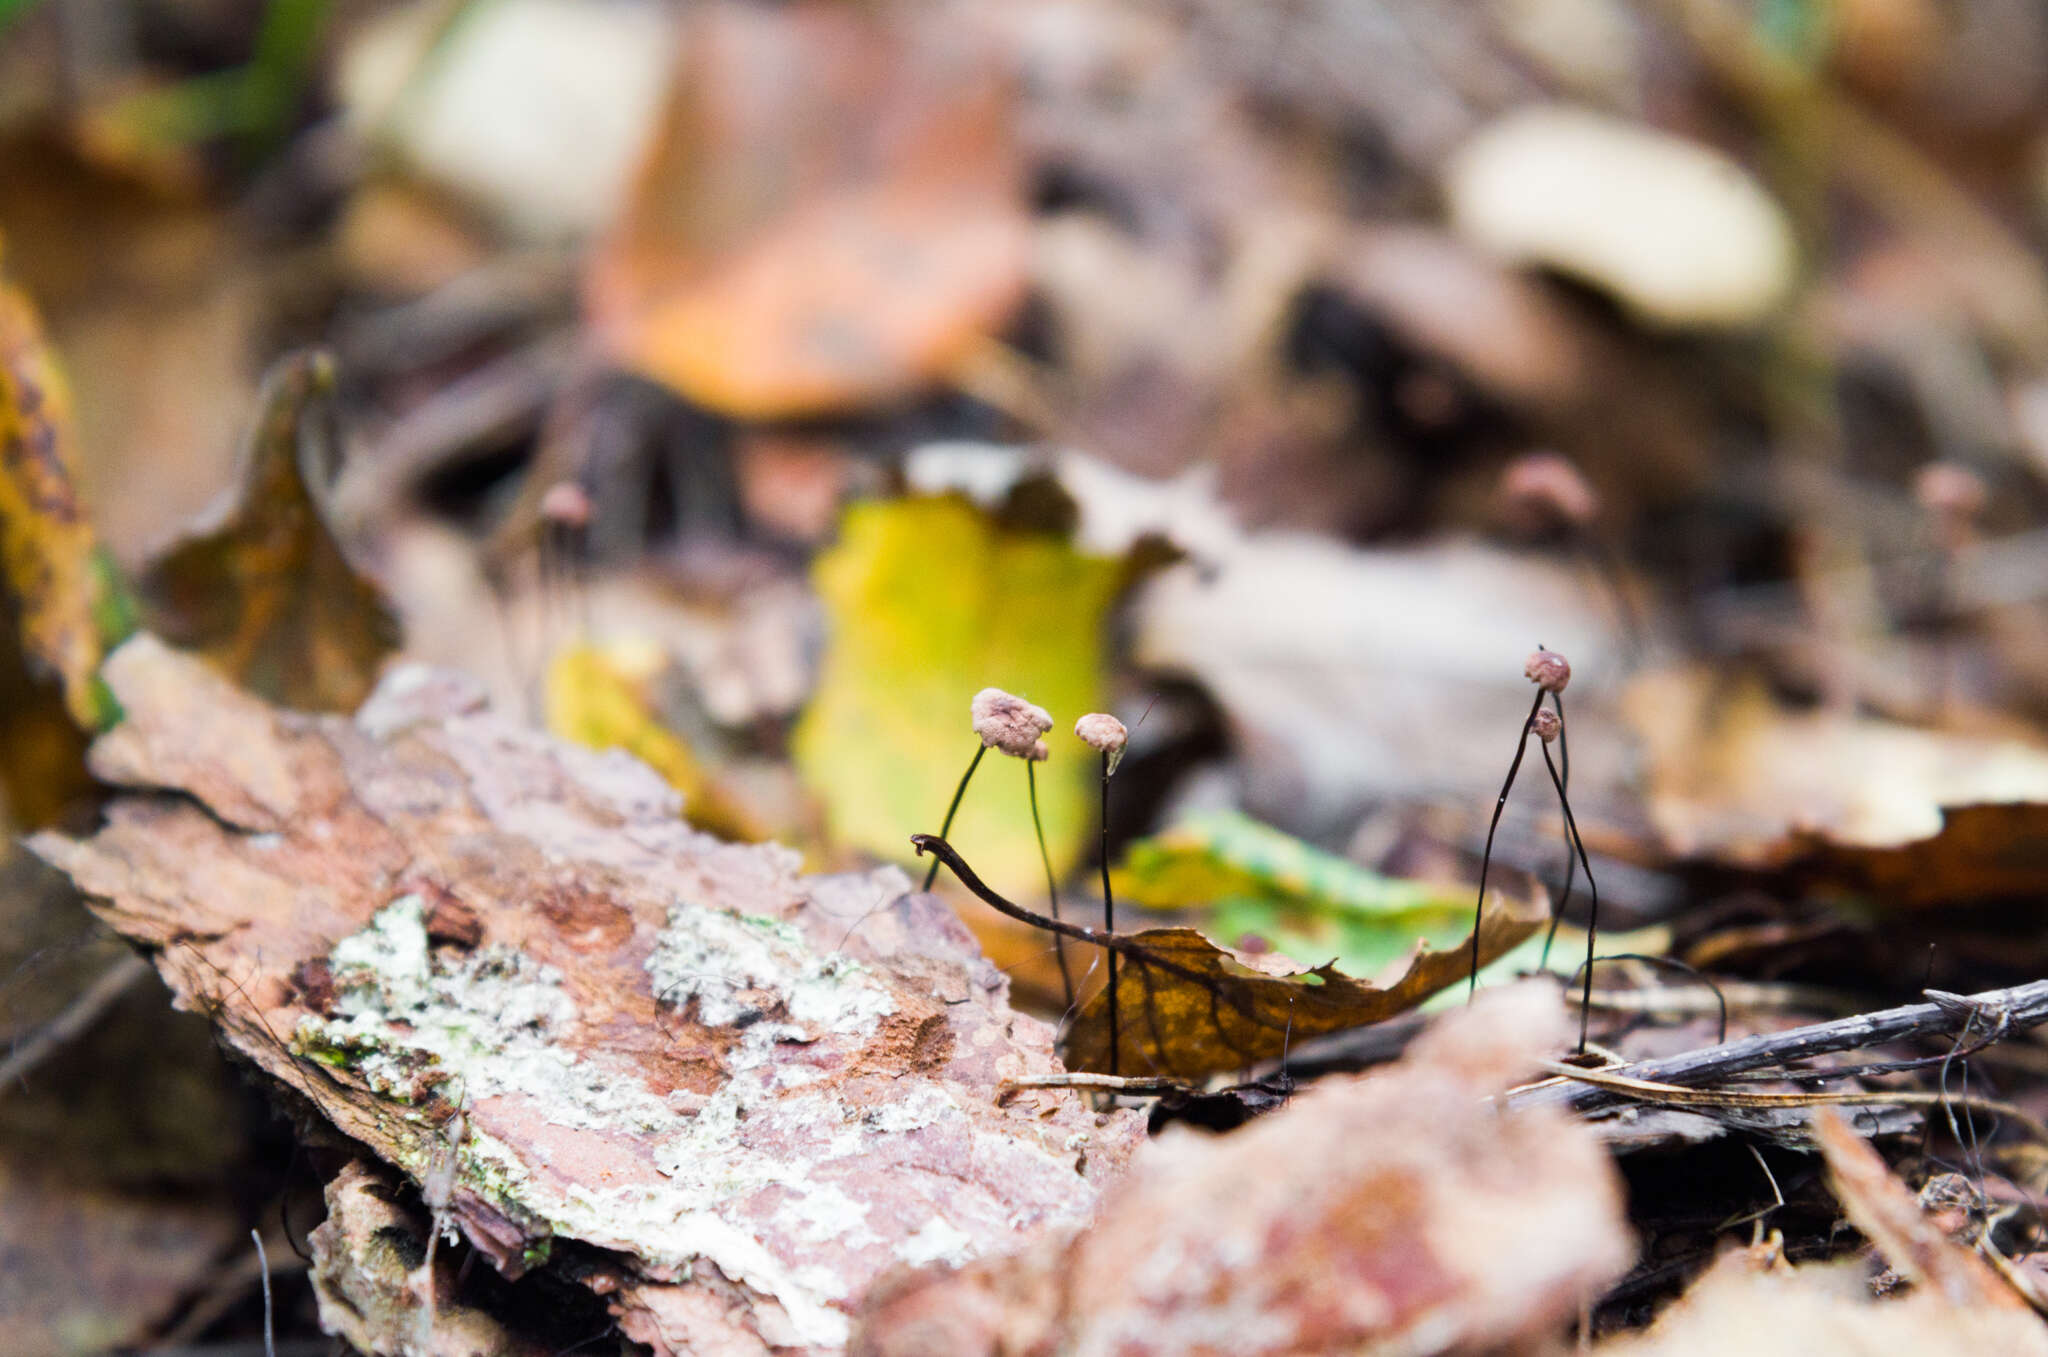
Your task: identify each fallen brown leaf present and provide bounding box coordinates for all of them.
[587,0,1030,419]
[854,984,1635,1357]
[1626,668,2048,905]
[917,832,1549,1080]
[36,634,1142,1356]
[138,348,400,713]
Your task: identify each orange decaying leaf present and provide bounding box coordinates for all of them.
[587,0,1031,419]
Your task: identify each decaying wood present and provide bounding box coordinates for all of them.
[34,635,1144,1357]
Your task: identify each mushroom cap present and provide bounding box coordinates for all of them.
[1525,650,1572,693]
[1074,712,1128,753]
[971,687,1053,758]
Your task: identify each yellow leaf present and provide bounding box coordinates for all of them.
[545,639,797,847]
[138,349,400,713]
[794,495,1123,900]
[0,244,112,729]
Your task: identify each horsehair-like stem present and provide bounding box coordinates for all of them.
[922,740,987,891]
[1029,759,1076,1011]
[1540,689,1575,970]
[1539,739,1599,1054]
[1469,688,1545,998]
[1100,751,1120,1077]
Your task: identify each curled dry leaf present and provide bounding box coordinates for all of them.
[921,831,1548,1081]
[0,243,118,730]
[1059,889,1548,1079]
[34,636,1142,1357]
[855,985,1635,1357]
[138,349,400,714]
[1626,668,2048,905]
[588,0,1030,419]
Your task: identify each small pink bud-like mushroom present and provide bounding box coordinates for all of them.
[1915,462,1987,522]
[1500,451,1600,530]
[1075,712,1128,773]
[1524,649,1571,693]
[1531,708,1562,743]
[1916,461,1987,553]
[539,480,594,530]
[971,687,1053,758]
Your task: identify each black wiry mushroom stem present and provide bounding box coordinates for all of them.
[1099,751,1119,1078]
[1469,688,1545,999]
[1539,739,1599,1054]
[1539,690,1575,970]
[1029,761,1076,1011]
[921,742,987,891]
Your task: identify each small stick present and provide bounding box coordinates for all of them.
[998,1072,1187,1098]
[0,951,151,1098]
[921,742,986,891]
[1510,980,2048,1116]
[1027,757,1076,1011]
[1535,1059,2048,1145]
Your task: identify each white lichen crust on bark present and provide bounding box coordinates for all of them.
[35,639,1142,1357]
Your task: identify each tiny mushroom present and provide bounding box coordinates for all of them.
[539,480,594,529]
[1525,650,1571,694]
[1075,712,1129,774]
[1531,708,1562,744]
[1500,451,1600,531]
[971,687,1053,759]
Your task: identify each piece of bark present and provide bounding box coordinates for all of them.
[854,984,1635,1357]
[36,635,1142,1356]
[311,1158,542,1357]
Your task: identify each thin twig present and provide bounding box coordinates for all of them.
[998,1073,1188,1098]
[1534,1059,2048,1144]
[1510,980,2048,1116]
[921,742,986,891]
[0,951,152,1098]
